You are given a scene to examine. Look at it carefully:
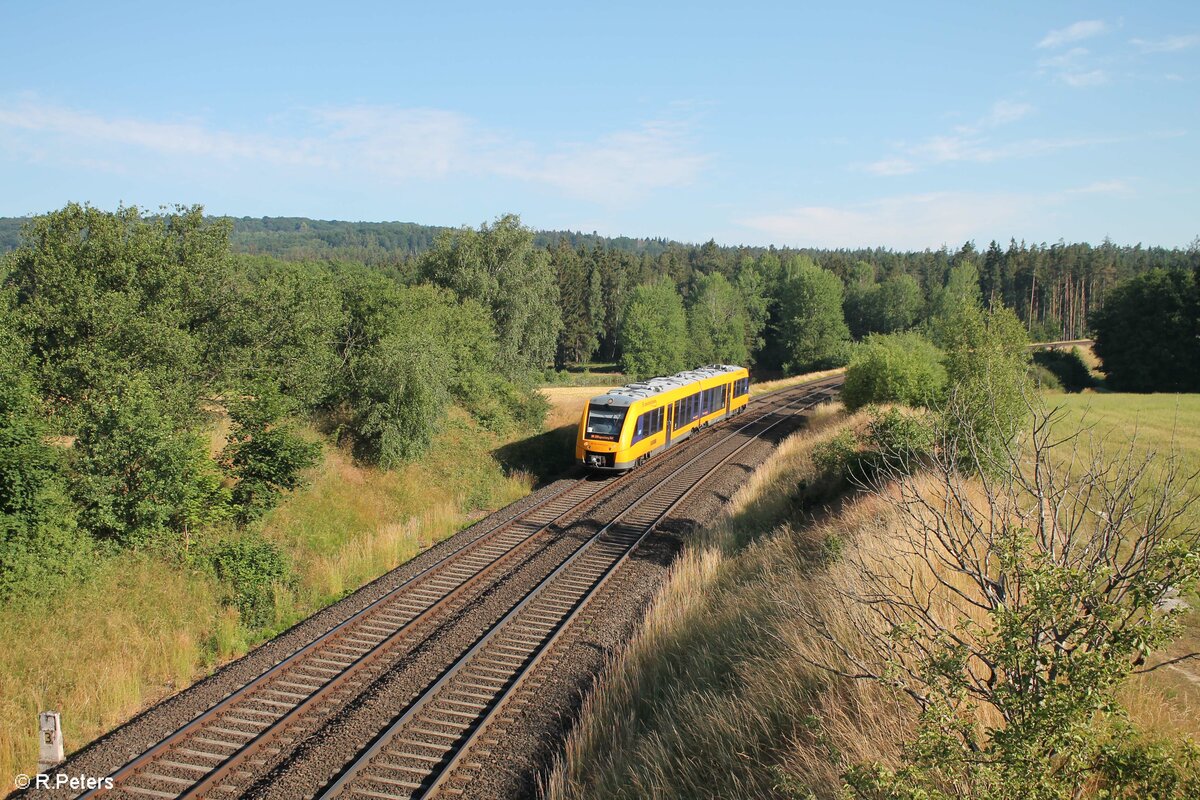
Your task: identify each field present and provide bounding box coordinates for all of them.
[0,410,535,784]
[1050,392,1200,724]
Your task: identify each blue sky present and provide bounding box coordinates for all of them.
[1,1,1197,249]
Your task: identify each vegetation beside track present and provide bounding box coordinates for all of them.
[548,393,1200,799]
[0,410,535,785]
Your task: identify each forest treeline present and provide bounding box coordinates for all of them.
[2,215,1195,343]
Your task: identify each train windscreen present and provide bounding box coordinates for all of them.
[585,406,626,440]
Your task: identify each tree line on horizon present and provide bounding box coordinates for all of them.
[1,214,1195,344]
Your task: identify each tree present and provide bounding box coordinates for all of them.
[734,261,770,360]
[553,242,600,367]
[842,333,947,411]
[206,260,346,408]
[221,387,321,524]
[72,378,228,548]
[872,274,924,333]
[939,304,1031,467]
[843,261,879,339]
[1091,269,1199,392]
[686,273,750,366]
[0,318,88,600]
[776,258,851,373]
[927,260,984,347]
[804,404,1200,799]
[618,281,689,378]
[4,203,232,424]
[420,214,562,376]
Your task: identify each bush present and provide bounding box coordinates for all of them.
[811,429,860,477]
[221,388,321,524]
[842,333,947,411]
[1031,348,1093,392]
[72,378,229,548]
[206,534,293,629]
[0,330,91,601]
[861,407,934,475]
[1031,364,1063,391]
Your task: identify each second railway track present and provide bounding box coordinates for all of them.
[68,376,840,800]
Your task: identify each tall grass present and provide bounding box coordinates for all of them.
[545,404,918,800]
[0,558,231,787]
[547,394,1200,799]
[1,407,536,785]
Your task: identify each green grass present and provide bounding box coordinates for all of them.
[1048,392,1200,477]
[0,406,542,785]
[1047,392,1200,738]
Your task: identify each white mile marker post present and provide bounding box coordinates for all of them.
[38,711,64,774]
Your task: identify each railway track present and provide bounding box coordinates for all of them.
[74,377,840,800]
[315,386,835,800]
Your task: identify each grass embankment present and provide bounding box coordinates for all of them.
[546,403,904,799]
[548,392,1200,800]
[0,408,534,785]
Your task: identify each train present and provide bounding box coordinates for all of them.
[576,364,751,471]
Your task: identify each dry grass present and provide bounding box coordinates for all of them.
[751,368,846,397]
[546,395,1200,799]
[0,559,232,788]
[545,403,918,800]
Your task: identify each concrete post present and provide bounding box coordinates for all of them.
[38,711,63,773]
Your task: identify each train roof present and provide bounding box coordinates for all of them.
[588,365,745,408]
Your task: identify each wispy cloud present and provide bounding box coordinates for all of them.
[497,120,709,204]
[0,102,329,167]
[737,182,1133,249]
[1038,20,1109,49]
[0,97,707,206]
[1036,45,1109,87]
[738,192,1032,250]
[860,99,1070,176]
[1131,34,1200,53]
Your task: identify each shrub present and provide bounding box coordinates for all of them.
[206,534,293,629]
[0,330,90,601]
[861,407,934,475]
[811,429,860,478]
[221,388,321,524]
[72,378,229,548]
[842,333,947,411]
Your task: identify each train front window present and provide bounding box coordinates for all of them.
[585,406,627,439]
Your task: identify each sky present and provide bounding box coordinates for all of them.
[1,1,1197,250]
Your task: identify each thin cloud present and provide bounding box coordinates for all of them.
[737,192,1032,250]
[1131,34,1200,53]
[737,183,1129,249]
[497,120,709,205]
[854,98,1113,176]
[0,101,328,167]
[1062,70,1109,87]
[1038,20,1109,49]
[0,97,707,206]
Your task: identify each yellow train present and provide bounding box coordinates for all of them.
[576,364,751,470]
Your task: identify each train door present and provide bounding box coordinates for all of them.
[665,403,673,444]
[725,382,732,414]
